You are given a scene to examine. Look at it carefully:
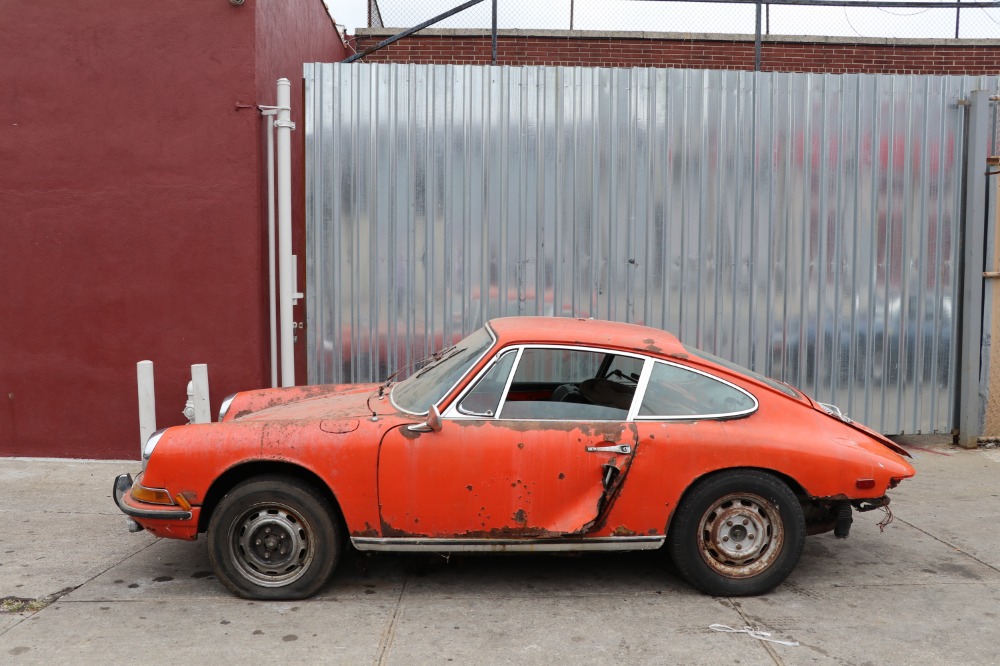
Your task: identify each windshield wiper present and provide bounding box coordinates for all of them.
[411,345,465,380]
[377,345,459,397]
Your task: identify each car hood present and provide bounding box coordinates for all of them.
[234,383,391,422]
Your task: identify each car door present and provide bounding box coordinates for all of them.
[376,346,645,540]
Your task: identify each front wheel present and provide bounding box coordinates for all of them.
[668,470,805,596]
[207,476,341,600]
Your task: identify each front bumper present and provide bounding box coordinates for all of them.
[113,473,193,521]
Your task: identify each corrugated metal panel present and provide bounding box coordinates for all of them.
[305,62,998,434]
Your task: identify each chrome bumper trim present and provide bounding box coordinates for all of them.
[350,535,665,553]
[113,473,192,521]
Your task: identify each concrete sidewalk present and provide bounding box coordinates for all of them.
[1,437,997,664]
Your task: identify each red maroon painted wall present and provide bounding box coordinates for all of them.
[353,30,1000,75]
[0,0,346,458]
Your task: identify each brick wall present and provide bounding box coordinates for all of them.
[352,29,1000,75]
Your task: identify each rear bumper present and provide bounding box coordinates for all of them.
[113,473,192,521]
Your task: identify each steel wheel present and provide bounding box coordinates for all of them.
[696,492,782,579]
[668,470,805,596]
[228,501,316,588]
[208,476,341,600]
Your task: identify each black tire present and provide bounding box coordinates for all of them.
[668,470,805,596]
[207,475,341,600]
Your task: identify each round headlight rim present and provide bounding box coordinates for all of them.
[218,392,238,422]
[143,427,168,462]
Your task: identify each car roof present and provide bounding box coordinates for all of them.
[485,316,686,357]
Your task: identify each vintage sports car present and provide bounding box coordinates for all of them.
[114,317,914,599]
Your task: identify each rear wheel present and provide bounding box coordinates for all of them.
[668,470,805,596]
[207,476,341,600]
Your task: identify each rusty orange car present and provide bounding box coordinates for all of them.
[114,317,914,599]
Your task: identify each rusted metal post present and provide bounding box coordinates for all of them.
[754,1,763,71]
[491,0,498,65]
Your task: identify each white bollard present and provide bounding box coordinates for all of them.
[137,360,156,458]
[191,364,211,424]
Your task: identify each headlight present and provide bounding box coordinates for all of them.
[143,428,168,465]
[218,393,238,422]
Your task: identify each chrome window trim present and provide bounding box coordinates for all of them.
[452,348,521,418]
[625,358,655,421]
[632,359,759,421]
[444,343,649,422]
[390,324,498,417]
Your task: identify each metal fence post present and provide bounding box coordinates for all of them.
[754,1,762,71]
[959,90,991,448]
[492,0,498,65]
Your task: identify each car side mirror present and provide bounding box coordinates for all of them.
[408,404,443,433]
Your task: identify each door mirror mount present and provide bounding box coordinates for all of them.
[408,404,443,433]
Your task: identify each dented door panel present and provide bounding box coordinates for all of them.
[377,420,638,538]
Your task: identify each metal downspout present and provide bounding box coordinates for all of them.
[276,78,296,387]
[261,106,279,388]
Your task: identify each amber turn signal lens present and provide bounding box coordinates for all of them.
[855,478,876,490]
[173,493,192,511]
[131,483,174,505]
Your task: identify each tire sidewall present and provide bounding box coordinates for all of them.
[207,476,340,600]
[668,470,806,596]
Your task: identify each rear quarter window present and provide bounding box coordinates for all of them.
[638,361,757,419]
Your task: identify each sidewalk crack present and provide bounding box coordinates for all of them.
[374,577,408,666]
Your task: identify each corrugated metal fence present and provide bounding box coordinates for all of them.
[304,62,997,434]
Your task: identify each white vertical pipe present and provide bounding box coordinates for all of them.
[276,77,296,387]
[136,360,156,457]
[191,364,211,424]
[264,109,279,388]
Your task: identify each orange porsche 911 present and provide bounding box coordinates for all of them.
[114,317,914,599]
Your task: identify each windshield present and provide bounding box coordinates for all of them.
[682,344,800,399]
[391,327,495,414]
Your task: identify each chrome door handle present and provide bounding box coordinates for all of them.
[585,444,631,454]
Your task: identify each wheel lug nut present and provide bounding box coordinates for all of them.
[255,539,262,546]
[742,519,749,525]
[748,534,755,540]
[722,536,729,542]
[726,521,733,527]
[265,528,271,534]
[264,552,270,559]
[736,544,742,550]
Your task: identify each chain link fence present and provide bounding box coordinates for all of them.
[367,0,1000,39]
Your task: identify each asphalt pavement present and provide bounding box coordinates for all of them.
[1,435,998,665]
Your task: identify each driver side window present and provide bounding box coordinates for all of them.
[497,347,640,420]
[458,350,517,417]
